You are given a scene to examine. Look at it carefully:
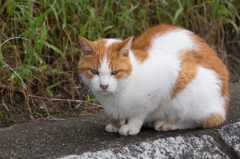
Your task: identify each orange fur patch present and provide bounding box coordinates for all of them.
[105,115,126,127]
[171,51,199,99]
[131,49,149,63]
[191,34,229,111]
[78,39,107,78]
[171,31,229,112]
[105,40,132,80]
[131,24,180,63]
[200,113,225,129]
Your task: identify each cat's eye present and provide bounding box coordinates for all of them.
[90,69,99,74]
[111,70,119,75]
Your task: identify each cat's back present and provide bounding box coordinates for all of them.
[130,24,229,110]
[131,24,193,58]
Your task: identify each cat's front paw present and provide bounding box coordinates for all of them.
[154,121,174,131]
[106,123,119,133]
[119,125,140,135]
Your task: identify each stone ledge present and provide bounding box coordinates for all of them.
[218,122,240,157]
[61,135,230,159]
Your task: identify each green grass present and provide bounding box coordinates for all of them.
[0,0,239,126]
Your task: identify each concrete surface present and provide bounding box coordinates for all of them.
[218,122,240,157]
[0,83,239,159]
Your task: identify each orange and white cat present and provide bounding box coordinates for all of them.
[78,24,229,136]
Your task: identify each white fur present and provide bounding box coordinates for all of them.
[106,123,120,132]
[98,54,111,86]
[106,39,121,47]
[80,30,226,135]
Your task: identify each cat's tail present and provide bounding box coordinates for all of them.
[199,113,225,129]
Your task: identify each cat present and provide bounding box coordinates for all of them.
[78,24,229,136]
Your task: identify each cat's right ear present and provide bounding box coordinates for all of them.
[118,36,134,58]
[79,36,94,56]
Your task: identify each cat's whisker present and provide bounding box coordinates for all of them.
[113,89,123,101]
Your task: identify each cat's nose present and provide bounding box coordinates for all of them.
[100,85,108,90]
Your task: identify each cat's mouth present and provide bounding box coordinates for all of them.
[98,90,111,95]
[101,90,111,94]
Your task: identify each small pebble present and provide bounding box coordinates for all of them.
[50,119,56,122]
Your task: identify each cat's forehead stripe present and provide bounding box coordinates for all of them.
[92,39,107,67]
[106,39,121,47]
[94,39,122,67]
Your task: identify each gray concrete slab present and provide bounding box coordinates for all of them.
[63,135,229,159]
[218,122,240,158]
[0,83,239,159]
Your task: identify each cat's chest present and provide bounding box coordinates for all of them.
[95,90,156,111]
[96,93,136,107]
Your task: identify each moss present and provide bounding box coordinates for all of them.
[0,110,7,117]
[23,115,30,118]
[9,119,15,123]
[37,113,42,117]
[74,108,79,111]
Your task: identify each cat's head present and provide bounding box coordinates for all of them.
[78,36,134,94]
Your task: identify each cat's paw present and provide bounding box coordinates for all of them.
[106,123,119,133]
[154,121,174,131]
[116,119,126,127]
[119,125,140,136]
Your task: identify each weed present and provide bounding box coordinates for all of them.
[0,0,239,125]
[87,95,97,102]
[9,119,15,123]
[23,115,30,118]
[74,108,79,111]
[37,114,42,118]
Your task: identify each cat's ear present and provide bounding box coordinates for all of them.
[118,36,134,57]
[79,36,95,56]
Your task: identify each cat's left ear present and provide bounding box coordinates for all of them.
[118,36,134,57]
[79,36,95,56]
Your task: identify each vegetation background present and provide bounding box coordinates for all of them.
[0,0,239,126]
